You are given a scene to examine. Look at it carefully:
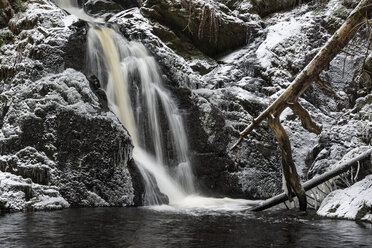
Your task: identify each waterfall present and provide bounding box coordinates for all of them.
[54,0,99,23]
[56,0,257,210]
[87,27,196,204]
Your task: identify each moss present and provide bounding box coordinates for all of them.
[0,31,14,48]
[12,0,27,13]
[3,31,14,42]
[0,67,15,82]
[0,4,13,28]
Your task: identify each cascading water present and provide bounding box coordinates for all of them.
[56,0,257,210]
[86,27,195,204]
[55,0,99,23]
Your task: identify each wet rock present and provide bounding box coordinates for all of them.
[151,24,218,74]
[127,159,146,206]
[113,0,139,9]
[142,0,250,57]
[62,20,88,72]
[84,0,124,15]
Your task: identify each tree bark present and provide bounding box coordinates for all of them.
[268,113,307,210]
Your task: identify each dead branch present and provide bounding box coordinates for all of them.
[231,0,371,151]
[289,101,322,134]
[315,76,343,100]
[230,0,372,211]
[251,149,372,212]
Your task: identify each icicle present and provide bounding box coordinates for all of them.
[354,161,360,182]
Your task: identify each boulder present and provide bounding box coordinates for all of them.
[0,69,137,208]
[142,0,251,57]
[84,0,123,15]
[317,175,372,222]
[0,172,70,212]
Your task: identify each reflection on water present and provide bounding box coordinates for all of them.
[0,208,371,248]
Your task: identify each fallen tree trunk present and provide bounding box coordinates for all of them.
[231,0,371,151]
[230,0,372,211]
[251,149,372,212]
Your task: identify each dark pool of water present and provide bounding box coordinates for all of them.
[0,207,371,248]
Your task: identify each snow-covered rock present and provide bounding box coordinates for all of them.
[0,172,70,212]
[0,69,136,208]
[0,0,142,211]
[317,175,372,222]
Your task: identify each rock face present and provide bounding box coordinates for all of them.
[83,0,140,15]
[0,69,136,208]
[0,0,141,211]
[84,0,123,15]
[317,175,372,222]
[141,0,252,57]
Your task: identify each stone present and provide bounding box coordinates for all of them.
[0,171,70,212]
[142,0,251,57]
[317,175,372,222]
[84,0,123,15]
[0,69,137,208]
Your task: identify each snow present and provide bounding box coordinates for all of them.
[330,147,372,171]
[85,191,109,207]
[0,172,70,211]
[256,18,303,68]
[55,0,103,24]
[317,175,372,222]
[32,196,69,210]
[62,14,79,28]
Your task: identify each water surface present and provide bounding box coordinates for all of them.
[1,208,371,248]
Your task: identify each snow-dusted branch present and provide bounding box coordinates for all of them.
[231,0,372,211]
